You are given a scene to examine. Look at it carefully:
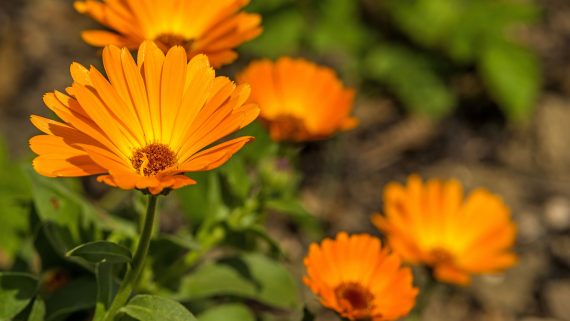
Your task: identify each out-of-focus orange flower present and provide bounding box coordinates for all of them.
[238,57,357,142]
[30,41,259,195]
[304,232,418,321]
[74,0,261,68]
[372,175,518,286]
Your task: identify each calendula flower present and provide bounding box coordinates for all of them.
[372,175,518,286]
[237,57,357,142]
[74,0,261,68]
[304,232,418,321]
[30,41,259,195]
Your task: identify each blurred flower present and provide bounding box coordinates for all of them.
[304,232,418,321]
[372,175,517,286]
[238,57,357,142]
[30,41,259,195]
[74,0,261,68]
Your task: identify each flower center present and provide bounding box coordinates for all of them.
[131,143,177,176]
[154,33,193,53]
[266,115,311,141]
[430,247,454,265]
[334,282,374,316]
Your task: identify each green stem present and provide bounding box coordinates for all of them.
[103,194,159,321]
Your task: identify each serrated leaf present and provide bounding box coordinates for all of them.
[67,241,132,264]
[0,273,38,321]
[120,295,197,321]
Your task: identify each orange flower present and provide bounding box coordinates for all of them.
[372,175,518,286]
[238,57,357,142]
[74,0,261,68]
[30,41,259,195]
[304,232,418,321]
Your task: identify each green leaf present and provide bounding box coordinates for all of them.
[241,9,305,58]
[236,254,301,311]
[93,263,116,321]
[176,173,228,227]
[120,295,197,321]
[27,298,46,321]
[45,277,96,321]
[176,263,257,301]
[178,254,301,312]
[67,241,132,264]
[198,304,254,321]
[480,41,541,122]
[0,273,38,321]
[24,166,102,256]
[265,198,322,238]
[364,45,456,119]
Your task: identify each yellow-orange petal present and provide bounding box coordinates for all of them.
[372,176,518,286]
[304,232,418,321]
[30,41,258,194]
[74,0,261,67]
[238,57,357,142]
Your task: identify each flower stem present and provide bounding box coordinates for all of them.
[103,194,159,321]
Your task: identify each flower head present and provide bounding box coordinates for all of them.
[238,57,357,142]
[304,232,418,321]
[372,175,518,286]
[30,41,259,195]
[74,0,262,68]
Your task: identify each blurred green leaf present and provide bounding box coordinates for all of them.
[176,263,257,300]
[45,277,96,321]
[241,9,305,58]
[94,263,115,321]
[384,0,459,47]
[66,241,132,264]
[197,304,255,321]
[24,166,102,257]
[219,157,250,201]
[311,0,373,57]
[176,173,228,227]
[120,295,197,321]
[265,198,322,238]
[365,45,456,118]
[0,272,38,321]
[27,298,45,321]
[177,254,301,313]
[480,41,541,121]
[247,0,293,12]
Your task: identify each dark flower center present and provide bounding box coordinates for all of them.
[335,282,374,315]
[154,33,194,53]
[131,143,177,176]
[430,247,454,265]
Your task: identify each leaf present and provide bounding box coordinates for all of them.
[24,166,102,256]
[198,304,254,321]
[265,198,322,238]
[364,45,456,119]
[178,254,302,312]
[0,273,38,321]
[93,263,116,321]
[241,9,305,58]
[45,277,96,321]
[67,241,132,264]
[120,295,197,321]
[480,41,541,122]
[236,254,301,311]
[176,263,257,301]
[27,298,46,321]
[176,173,228,227]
